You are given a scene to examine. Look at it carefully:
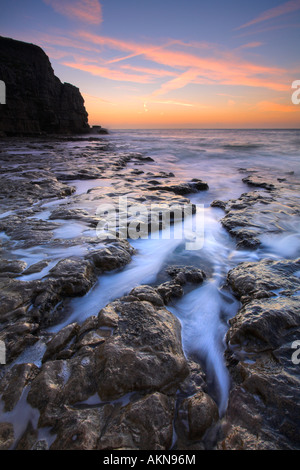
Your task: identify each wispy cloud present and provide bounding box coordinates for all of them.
[151,69,200,97]
[120,64,177,78]
[39,29,291,96]
[236,41,264,50]
[150,99,195,107]
[234,22,300,38]
[236,0,300,30]
[44,0,103,24]
[77,32,288,90]
[63,61,154,83]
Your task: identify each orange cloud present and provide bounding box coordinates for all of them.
[74,32,289,95]
[120,64,177,78]
[236,0,300,30]
[63,61,154,83]
[44,0,103,24]
[149,100,195,107]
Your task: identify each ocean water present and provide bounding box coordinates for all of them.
[7,128,300,416]
[101,128,300,413]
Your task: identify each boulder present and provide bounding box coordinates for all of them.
[96,299,189,400]
[221,258,300,450]
[97,392,175,450]
[178,391,219,441]
[148,178,209,195]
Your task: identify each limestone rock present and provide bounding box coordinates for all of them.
[222,257,300,450]
[0,36,90,136]
[0,422,14,450]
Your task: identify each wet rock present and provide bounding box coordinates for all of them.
[242,175,276,191]
[98,392,175,450]
[49,207,90,220]
[24,258,97,327]
[178,391,219,441]
[155,265,206,304]
[0,259,27,275]
[218,425,277,450]
[0,175,75,207]
[148,178,208,195]
[210,199,227,210]
[98,303,120,328]
[0,363,40,412]
[222,257,300,450]
[0,258,96,334]
[227,258,300,302]
[42,323,80,363]
[166,265,206,284]
[0,422,14,450]
[22,260,49,275]
[50,406,110,450]
[128,285,164,306]
[47,257,97,297]
[27,360,81,415]
[78,315,99,336]
[0,277,38,324]
[219,188,297,249]
[96,300,189,400]
[85,240,134,272]
[217,172,300,251]
[31,440,49,450]
[132,154,155,162]
[15,422,39,450]
[0,215,61,247]
[3,285,207,450]
[0,322,40,363]
[156,281,184,303]
[76,330,106,349]
[227,296,299,352]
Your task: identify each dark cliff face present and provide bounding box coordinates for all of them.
[0,36,90,136]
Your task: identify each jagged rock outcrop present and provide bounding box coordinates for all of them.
[220,258,300,450]
[0,36,90,136]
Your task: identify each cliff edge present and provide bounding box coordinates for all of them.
[0,36,90,136]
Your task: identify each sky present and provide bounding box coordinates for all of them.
[1,0,300,129]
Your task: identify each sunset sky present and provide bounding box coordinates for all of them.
[1,0,300,128]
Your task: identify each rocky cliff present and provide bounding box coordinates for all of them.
[0,36,90,136]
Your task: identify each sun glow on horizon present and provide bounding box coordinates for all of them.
[1,0,299,128]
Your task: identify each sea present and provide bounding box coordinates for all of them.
[6,128,300,417]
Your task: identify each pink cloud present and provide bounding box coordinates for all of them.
[236,0,300,30]
[62,62,154,83]
[120,64,177,78]
[44,0,103,24]
[58,31,290,95]
[236,42,264,50]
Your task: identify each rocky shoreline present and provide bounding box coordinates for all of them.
[0,135,299,450]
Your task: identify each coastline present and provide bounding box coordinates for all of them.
[0,130,299,450]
